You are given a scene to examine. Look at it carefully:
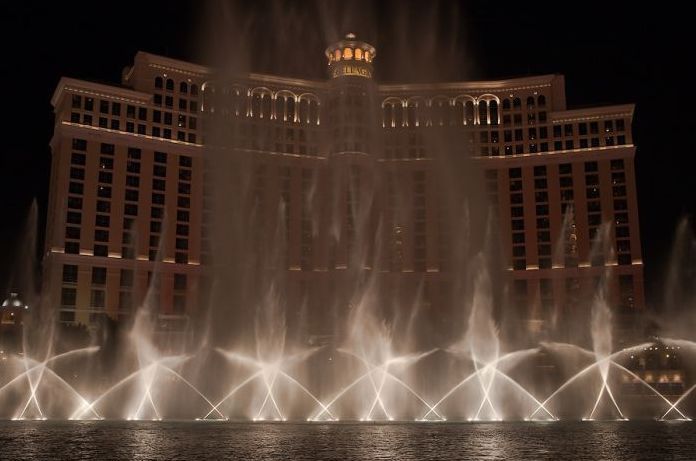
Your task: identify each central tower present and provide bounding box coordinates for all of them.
[323,34,380,272]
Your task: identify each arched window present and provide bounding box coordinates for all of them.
[526,96,535,107]
[154,77,163,89]
[465,101,475,125]
[489,100,499,126]
[538,95,546,107]
[230,88,245,116]
[478,100,489,125]
[201,83,214,113]
[250,90,272,118]
[502,98,511,110]
[190,84,199,96]
[298,94,320,124]
[180,82,188,94]
[513,97,521,109]
[334,49,341,61]
[286,97,296,122]
[364,51,371,62]
[166,78,174,91]
[404,102,414,127]
[276,91,297,122]
[431,98,450,127]
[355,48,363,60]
[343,47,353,59]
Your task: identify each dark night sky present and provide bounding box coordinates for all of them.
[0,1,693,305]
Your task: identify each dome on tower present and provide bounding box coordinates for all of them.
[325,33,376,79]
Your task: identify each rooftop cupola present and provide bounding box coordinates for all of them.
[325,33,376,79]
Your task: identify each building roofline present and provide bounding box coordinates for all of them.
[135,51,212,77]
[51,77,151,108]
[377,74,561,93]
[551,104,635,122]
[136,51,326,89]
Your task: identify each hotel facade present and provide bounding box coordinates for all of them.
[44,35,644,345]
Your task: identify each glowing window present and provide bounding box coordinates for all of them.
[343,47,353,59]
[355,48,363,60]
[334,49,341,61]
[364,51,371,62]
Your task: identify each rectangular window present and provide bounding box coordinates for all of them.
[125,189,139,202]
[97,200,111,213]
[92,267,107,285]
[90,289,105,308]
[98,172,113,184]
[62,264,78,284]
[178,182,191,194]
[94,229,109,242]
[100,143,115,155]
[150,221,162,233]
[178,196,190,208]
[153,179,166,191]
[124,204,138,216]
[61,287,77,306]
[611,159,625,170]
[153,165,167,177]
[120,269,134,287]
[65,242,79,254]
[72,138,87,151]
[95,214,110,227]
[65,227,80,240]
[176,210,190,222]
[66,211,81,224]
[99,100,109,114]
[151,207,164,219]
[69,182,84,195]
[67,197,83,209]
[126,175,140,187]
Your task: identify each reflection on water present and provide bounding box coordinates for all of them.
[1,421,696,460]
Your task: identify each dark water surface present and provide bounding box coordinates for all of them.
[1,421,695,460]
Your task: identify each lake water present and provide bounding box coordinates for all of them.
[0,421,695,460]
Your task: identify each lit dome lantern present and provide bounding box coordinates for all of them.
[1,293,29,310]
[325,33,376,79]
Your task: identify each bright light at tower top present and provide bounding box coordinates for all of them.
[325,33,376,79]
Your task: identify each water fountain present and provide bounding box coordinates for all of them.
[2,4,696,427]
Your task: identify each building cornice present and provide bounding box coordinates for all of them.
[377,74,561,94]
[550,104,635,122]
[51,77,151,108]
[472,144,636,165]
[137,51,326,89]
[135,51,211,77]
[53,122,203,155]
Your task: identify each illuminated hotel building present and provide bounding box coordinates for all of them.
[45,35,644,343]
